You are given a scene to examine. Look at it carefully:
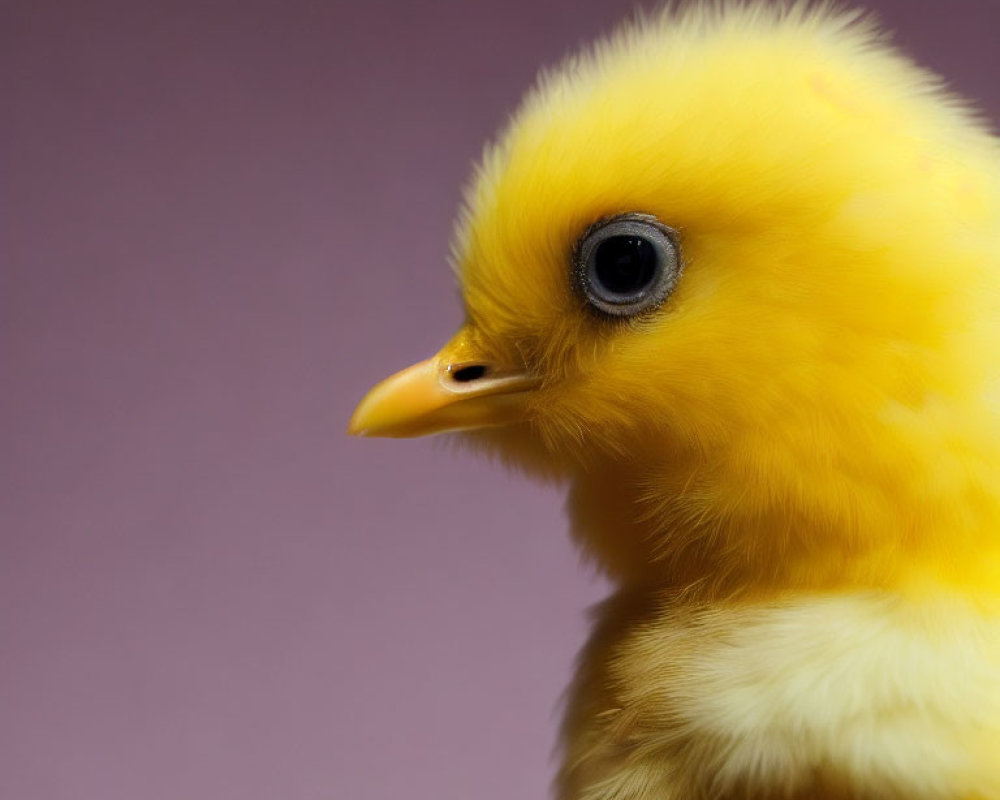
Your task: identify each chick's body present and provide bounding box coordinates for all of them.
[351,6,1000,799]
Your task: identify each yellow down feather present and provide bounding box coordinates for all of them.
[353,3,1000,797]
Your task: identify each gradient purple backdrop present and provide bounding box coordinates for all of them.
[2,2,999,799]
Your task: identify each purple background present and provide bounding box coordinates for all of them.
[3,2,999,799]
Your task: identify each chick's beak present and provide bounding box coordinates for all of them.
[348,331,540,438]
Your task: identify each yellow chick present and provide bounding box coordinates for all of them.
[350,5,1000,799]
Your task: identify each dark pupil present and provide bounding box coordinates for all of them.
[593,235,657,296]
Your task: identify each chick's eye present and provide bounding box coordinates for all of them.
[574,214,682,317]
[593,236,657,295]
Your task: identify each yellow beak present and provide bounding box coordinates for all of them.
[348,330,540,438]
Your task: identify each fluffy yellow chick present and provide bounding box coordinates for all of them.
[350,4,1000,798]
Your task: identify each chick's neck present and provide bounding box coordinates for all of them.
[566,448,1000,602]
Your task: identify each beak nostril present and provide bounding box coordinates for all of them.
[450,364,489,383]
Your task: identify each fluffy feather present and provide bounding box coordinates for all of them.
[363,3,1000,797]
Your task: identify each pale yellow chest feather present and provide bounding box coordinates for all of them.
[562,593,1000,800]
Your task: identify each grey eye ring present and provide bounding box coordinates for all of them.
[573,213,683,318]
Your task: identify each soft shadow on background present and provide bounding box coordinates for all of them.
[3,2,999,799]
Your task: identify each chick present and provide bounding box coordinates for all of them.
[349,5,1000,799]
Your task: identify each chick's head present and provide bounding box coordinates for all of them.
[351,7,1000,586]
